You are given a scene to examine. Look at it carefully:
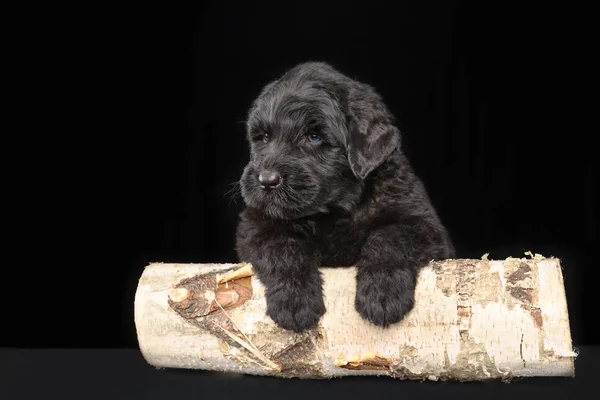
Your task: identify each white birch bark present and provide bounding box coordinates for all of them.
[134,254,577,381]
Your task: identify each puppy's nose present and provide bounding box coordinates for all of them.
[258,169,282,189]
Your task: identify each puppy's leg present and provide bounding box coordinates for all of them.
[259,256,325,333]
[354,223,447,327]
[236,222,325,332]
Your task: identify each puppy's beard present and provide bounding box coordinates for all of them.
[243,187,322,220]
[240,165,324,220]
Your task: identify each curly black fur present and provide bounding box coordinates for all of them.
[236,62,455,332]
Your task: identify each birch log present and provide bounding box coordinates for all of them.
[134,254,577,381]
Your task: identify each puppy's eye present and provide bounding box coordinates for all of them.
[253,133,269,143]
[307,134,322,144]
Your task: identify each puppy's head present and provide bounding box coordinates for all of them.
[240,62,400,219]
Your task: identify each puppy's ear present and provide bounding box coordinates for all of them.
[346,84,400,180]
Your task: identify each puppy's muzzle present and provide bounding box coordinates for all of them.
[258,169,282,190]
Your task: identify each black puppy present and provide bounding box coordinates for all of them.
[236,62,454,333]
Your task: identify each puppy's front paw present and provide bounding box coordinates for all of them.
[355,268,416,327]
[265,285,326,333]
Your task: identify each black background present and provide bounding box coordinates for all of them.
[8,1,596,349]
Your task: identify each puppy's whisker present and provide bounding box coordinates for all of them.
[224,185,241,200]
[224,181,243,208]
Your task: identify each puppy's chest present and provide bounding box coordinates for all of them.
[317,217,367,266]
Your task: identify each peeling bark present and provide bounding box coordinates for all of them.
[134,255,577,381]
